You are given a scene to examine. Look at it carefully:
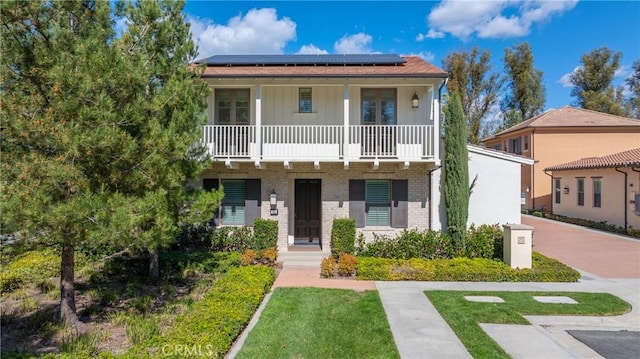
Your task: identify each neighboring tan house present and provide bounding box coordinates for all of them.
[483,106,640,212]
[196,54,532,252]
[544,148,640,230]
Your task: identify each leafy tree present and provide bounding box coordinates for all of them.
[501,42,545,128]
[442,47,503,144]
[570,47,626,115]
[1,0,213,329]
[443,92,469,253]
[625,59,640,119]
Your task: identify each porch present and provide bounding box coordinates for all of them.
[202,124,435,162]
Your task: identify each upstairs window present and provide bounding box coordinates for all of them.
[361,89,397,125]
[524,135,529,151]
[509,137,522,155]
[299,88,312,113]
[216,89,250,125]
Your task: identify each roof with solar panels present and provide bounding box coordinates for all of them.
[194,54,447,78]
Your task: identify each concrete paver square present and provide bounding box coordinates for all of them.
[464,295,505,303]
[480,323,575,358]
[533,296,578,304]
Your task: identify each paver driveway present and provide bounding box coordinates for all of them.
[522,215,640,278]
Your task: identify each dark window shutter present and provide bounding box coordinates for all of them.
[203,179,221,225]
[244,179,261,226]
[349,180,365,228]
[203,178,219,192]
[391,180,408,228]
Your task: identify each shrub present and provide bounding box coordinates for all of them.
[320,256,337,278]
[466,224,501,259]
[173,222,215,251]
[0,250,59,293]
[260,247,278,265]
[356,252,580,282]
[158,266,275,358]
[211,226,254,252]
[253,219,278,250]
[532,211,543,217]
[356,229,453,260]
[337,253,357,277]
[240,249,258,266]
[331,218,356,256]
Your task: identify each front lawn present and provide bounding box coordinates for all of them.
[425,291,631,359]
[237,287,399,359]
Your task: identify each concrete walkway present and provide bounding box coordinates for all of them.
[230,220,640,358]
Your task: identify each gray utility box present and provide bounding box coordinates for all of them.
[502,224,533,269]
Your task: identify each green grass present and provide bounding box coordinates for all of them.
[237,288,399,359]
[425,291,631,359]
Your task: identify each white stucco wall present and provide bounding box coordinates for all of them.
[433,145,534,230]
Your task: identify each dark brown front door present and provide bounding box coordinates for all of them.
[294,179,321,246]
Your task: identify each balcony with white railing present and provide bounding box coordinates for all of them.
[202,124,435,162]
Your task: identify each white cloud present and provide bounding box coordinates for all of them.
[425,0,577,40]
[615,65,629,78]
[558,66,582,88]
[334,33,373,54]
[188,8,296,58]
[297,44,328,55]
[416,33,426,42]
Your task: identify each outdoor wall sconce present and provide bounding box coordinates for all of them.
[270,189,278,216]
[563,186,569,194]
[411,93,419,109]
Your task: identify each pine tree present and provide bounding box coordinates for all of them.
[443,92,469,253]
[1,0,214,329]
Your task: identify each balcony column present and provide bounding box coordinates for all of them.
[432,85,440,163]
[343,84,350,165]
[254,85,262,164]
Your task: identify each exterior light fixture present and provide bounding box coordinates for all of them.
[563,186,569,194]
[411,93,419,109]
[270,189,278,215]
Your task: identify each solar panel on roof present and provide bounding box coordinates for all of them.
[198,54,406,66]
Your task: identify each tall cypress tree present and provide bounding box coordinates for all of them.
[443,92,469,253]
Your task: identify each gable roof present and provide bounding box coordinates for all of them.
[486,106,640,140]
[467,144,535,165]
[196,55,447,78]
[545,148,640,171]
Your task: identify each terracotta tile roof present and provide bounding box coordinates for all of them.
[545,148,640,171]
[198,55,447,78]
[485,106,640,141]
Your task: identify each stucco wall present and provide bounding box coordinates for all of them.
[433,146,530,231]
[485,129,640,211]
[551,168,640,229]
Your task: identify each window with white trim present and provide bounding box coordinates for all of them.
[299,88,312,113]
[577,178,584,206]
[361,89,397,125]
[215,89,250,125]
[593,178,602,208]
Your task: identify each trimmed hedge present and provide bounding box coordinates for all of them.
[125,265,275,358]
[331,218,356,256]
[356,252,580,282]
[253,219,278,250]
[355,225,502,260]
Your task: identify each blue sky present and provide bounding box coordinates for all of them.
[184,0,639,113]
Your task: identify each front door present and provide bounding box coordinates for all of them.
[294,179,321,247]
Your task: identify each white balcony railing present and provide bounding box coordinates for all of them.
[202,124,434,161]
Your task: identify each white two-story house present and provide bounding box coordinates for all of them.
[196,54,530,252]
